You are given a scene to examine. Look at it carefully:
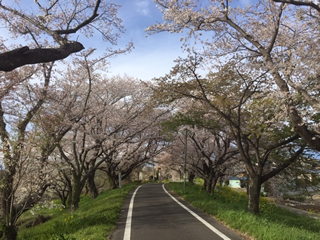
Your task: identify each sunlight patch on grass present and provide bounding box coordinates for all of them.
[167,182,320,240]
[17,184,139,240]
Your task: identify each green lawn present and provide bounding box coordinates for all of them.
[17,182,320,240]
[167,182,320,240]
[17,184,139,240]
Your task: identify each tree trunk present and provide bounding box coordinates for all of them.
[188,172,195,183]
[61,195,67,207]
[206,177,213,193]
[0,224,17,240]
[1,168,18,240]
[67,186,73,208]
[66,176,73,208]
[211,175,220,194]
[87,171,99,199]
[109,175,118,189]
[83,183,89,195]
[203,178,208,191]
[207,179,213,193]
[248,175,261,214]
[56,189,68,207]
[71,174,82,211]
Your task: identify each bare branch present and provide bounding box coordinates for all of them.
[267,3,285,53]
[54,0,101,35]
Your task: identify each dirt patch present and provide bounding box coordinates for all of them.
[232,188,320,214]
[276,195,320,214]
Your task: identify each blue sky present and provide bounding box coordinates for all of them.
[0,0,254,81]
[105,0,187,81]
[0,0,186,81]
[104,0,253,81]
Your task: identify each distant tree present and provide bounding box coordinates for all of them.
[188,127,239,193]
[96,79,169,189]
[161,111,239,193]
[151,55,306,213]
[155,150,185,181]
[50,163,72,207]
[53,74,168,210]
[275,151,320,198]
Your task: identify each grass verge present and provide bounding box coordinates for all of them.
[167,182,320,240]
[17,183,139,240]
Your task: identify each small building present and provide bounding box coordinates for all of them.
[223,176,247,188]
[228,177,245,188]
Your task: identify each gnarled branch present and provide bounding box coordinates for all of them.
[0,42,84,72]
[273,0,320,12]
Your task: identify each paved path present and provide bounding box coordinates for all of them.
[111,184,243,240]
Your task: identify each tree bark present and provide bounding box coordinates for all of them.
[188,172,195,183]
[1,158,18,240]
[211,174,221,194]
[247,175,261,214]
[0,42,84,72]
[71,174,82,212]
[66,178,73,208]
[206,176,213,193]
[203,178,208,191]
[0,225,17,240]
[87,171,99,199]
[109,175,119,190]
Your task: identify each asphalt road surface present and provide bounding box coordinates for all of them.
[111,184,243,240]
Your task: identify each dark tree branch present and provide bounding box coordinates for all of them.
[273,0,320,12]
[0,42,84,72]
[54,0,101,35]
[261,144,306,183]
[265,134,300,153]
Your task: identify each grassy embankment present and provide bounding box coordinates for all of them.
[17,183,139,240]
[167,182,320,240]
[18,182,320,240]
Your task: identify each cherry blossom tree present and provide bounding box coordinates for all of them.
[154,141,186,181]
[0,48,117,238]
[34,51,106,211]
[0,63,54,239]
[94,78,168,189]
[147,0,320,151]
[57,126,104,211]
[188,127,239,193]
[49,161,72,207]
[52,73,168,210]
[0,1,133,237]
[161,109,239,193]
[0,0,133,71]
[151,54,306,213]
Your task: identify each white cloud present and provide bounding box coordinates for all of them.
[108,49,184,81]
[108,38,188,81]
[135,0,150,16]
